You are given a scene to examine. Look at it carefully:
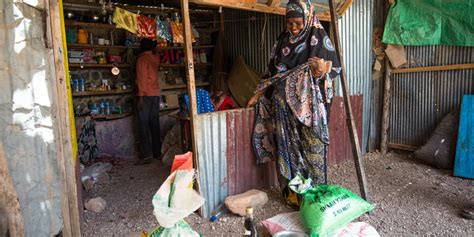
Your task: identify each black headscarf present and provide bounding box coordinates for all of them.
[269,0,341,78]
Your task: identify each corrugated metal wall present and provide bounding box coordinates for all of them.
[1,1,63,235]
[195,109,277,217]
[195,112,228,217]
[336,0,374,152]
[224,0,375,152]
[389,46,474,147]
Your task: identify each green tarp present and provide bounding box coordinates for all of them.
[382,0,474,46]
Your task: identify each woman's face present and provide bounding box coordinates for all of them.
[286,17,304,36]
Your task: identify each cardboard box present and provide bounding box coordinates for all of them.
[165,94,179,107]
[385,44,407,69]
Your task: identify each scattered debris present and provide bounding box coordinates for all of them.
[225,189,268,216]
[85,197,107,213]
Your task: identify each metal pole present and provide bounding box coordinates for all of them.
[328,0,369,200]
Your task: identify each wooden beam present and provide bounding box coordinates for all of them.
[392,63,474,74]
[387,143,418,152]
[328,0,369,200]
[190,0,353,22]
[380,64,392,154]
[0,144,25,237]
[191,0,285,15]
[48,0,81,235]
[267,0,280,8]
[180,0,203,216]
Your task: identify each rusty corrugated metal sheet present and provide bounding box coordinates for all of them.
[328,96,363,165]
[195,109,277,217]
[226,108,278,196]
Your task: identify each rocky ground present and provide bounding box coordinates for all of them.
[81,152,473,236]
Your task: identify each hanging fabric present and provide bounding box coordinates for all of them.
[137,15,157,39]
[112,7,138,34]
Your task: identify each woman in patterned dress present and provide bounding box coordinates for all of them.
[248,0,341,204]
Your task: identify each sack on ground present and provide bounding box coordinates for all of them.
[152,168,204,228]
[299,185,374,236]
[262,212,307,235]
[331,222,379,237]
[148,220,199,237]
[414,112,458,169]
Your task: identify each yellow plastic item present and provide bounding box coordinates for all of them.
[77,29,88,44]
[112,7,138,34]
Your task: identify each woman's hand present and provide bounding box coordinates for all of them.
[247,91,264,108]
[309,57,332,78]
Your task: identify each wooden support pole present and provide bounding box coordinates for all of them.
[392,63,474,74]
[328,0,369,200]
[180,0,203,214]
[380,63,392,154]
[49,0,81,235]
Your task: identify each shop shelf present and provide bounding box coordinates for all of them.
[69,63,130,68]
[161,82,210,90]
[72,89,133,97]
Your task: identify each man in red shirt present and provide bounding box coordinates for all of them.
[135,38,161,165]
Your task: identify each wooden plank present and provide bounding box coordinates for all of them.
[0,144,25,237]
[65,20,116,29]
[454,95,474,179]
[161,82,210,90]
[49,0,81,235]
[387,143,417,152]
[190,0,353,21]
[72,89,133,97]
[181,0,203,216]
[328,0,369,200]
[69,63,130,68]
[392,63,474,74]
[380,64,392,154]
[191,0,285,15]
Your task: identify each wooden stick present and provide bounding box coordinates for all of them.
[328,0,369,200]
[380,63,392,154]
[387,143,418,152]
[180,0,203,215]
[392,63,474,74]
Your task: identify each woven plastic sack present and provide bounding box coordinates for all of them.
[299,185,374,237]
[148,220,199,237]
[152,169,204,228]
[113,7,138,34]
[137,15,157,39]
[171,151,193,173]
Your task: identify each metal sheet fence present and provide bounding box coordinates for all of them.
[389,68,474,147]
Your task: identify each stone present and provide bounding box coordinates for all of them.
[224,189,268,216]
[85,197,107,213]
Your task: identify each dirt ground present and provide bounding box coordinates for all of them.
[81,152,473,236]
